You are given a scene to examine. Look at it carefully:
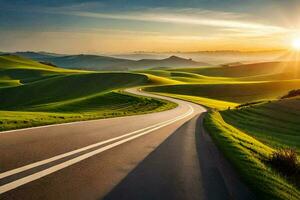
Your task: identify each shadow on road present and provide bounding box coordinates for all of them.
[103,113,255,200]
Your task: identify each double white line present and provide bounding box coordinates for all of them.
[0,105,194,194]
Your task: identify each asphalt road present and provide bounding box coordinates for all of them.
[0,88,255,200]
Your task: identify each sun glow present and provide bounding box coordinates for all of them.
[292,38,300,50]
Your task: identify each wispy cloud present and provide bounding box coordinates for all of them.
[49,7,290,35]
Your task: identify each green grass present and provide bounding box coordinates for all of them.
[0,55,177,131]
[204,111,300,200]
[0,79,21,87]
[143,73,182,85]
[0,55,82,86]
[143,91,237,110]
[0,92,176,132]
[221,97,300,153]
[169,62,300,78]
[144,80,300,104]
[0,72,149,109]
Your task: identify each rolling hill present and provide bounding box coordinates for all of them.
[0,55,176,131]
[145,80,300,104]
[13,51,64,60]
[113,50,285,65]
[169,61,300,78]
[221,96,300,152]
[0,72,149,110]
[11,52,208,71]
[0,54,81,86]
[204,110,300,200]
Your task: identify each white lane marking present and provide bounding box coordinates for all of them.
[0,105,190,179]
[0,105,194,194]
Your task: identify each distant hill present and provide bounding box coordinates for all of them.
[11,52,208,71]
[12,51,64,60]
[122,56,206,70]
[171,61,300,79]
[113,50,285,65]
[37,54,133,71]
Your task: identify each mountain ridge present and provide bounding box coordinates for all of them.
[9,52,208,71]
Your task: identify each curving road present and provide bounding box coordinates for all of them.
[0,88,254,200]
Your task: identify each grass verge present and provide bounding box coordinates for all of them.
[204,111,300,200]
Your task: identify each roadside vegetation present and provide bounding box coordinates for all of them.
[204,111,300,200]
[221,97,300,152]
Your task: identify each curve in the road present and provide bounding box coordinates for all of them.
[0,88,254,200]
[0,88,197,195]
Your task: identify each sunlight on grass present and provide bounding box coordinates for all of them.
[204,111,300,200]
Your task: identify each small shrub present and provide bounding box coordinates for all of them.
[267,148,299,185]
[281,89,300,99]
[236,101,263,108]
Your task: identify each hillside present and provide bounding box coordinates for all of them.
[0,56,176,131]
[0,54,59,70]
[0,54,80,86]
[12,51,64,60]
[145,80,300,104]
[112,50,284,65]
[170,61,300,78]
[204,111,300,200]
[0,72,149,110]
[221,97,300,152]
[38,54,132,70]
[12,52,208,71]
[125,56,206,69]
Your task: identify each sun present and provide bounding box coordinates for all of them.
[292,38,300,50]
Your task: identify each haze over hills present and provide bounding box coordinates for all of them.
[2,50,288,71]
[114,50,286,65]
[7,51,208,71]
[13,51,66,59]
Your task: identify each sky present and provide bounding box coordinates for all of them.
[0,0,300,54]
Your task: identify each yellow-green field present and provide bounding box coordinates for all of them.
[0,55,176,131]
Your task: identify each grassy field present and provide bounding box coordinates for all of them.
[142,62,300,110]
[221,97,300,153]
[204,111,300,200]
[0,55,82,85]
[145,80,300,103]
[168,62,300,78]
[0,93,175,132]
[0,55,176,131]
[143,91,237,110]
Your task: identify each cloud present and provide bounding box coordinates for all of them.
[48,7,290,35]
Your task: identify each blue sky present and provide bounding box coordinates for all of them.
[0,0,299,53]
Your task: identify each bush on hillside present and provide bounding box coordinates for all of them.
[281,89,300,99]
[235,100,263,109]
[39,61,59,68]
[267,148,299,186]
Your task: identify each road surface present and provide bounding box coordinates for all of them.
[0,88,254,200]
